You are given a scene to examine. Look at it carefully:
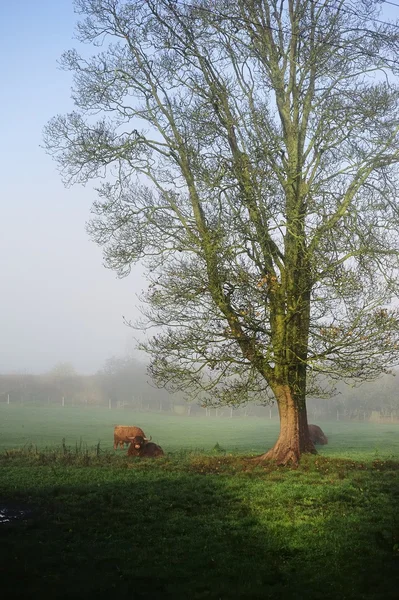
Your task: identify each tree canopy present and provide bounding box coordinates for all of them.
[44,0,399,463]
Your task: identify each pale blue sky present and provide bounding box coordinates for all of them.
[0,1,398,374]
[0,1,144,374]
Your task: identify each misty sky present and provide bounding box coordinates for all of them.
[1,1,397,375]
[0,0,145,374]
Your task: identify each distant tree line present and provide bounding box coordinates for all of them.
[0,357,204,414]
[0,358,174,412]
[0,357,398,421]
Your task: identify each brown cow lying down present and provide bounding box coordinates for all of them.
[308,424,328,445]
[127,435,164,458]
[113,426,151,450]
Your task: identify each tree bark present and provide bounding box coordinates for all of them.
[255,384,316,465]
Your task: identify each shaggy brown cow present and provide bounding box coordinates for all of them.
[127,436,164,458]
[139,442,164,458]
[126,435,146,456]
[308,424,328,445]
[113,426,151,450]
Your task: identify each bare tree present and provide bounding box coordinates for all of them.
[44,0,399,463]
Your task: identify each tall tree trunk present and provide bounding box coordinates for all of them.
[256,384,315,465]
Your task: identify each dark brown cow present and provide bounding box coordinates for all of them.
[140,442,164,458]
[127,436,164,458]
[308,424,328,445]
[113,426,151,450]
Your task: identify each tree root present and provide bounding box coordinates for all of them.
[250,445,317,466]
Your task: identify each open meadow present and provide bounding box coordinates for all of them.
[1,404,399,458]
[1,405,399,599]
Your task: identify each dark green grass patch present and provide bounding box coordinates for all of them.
[1,448,399,600]
[1,407,398,598]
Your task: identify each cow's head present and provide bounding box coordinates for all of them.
[128,435,146,450]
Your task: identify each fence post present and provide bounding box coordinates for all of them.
[7,394,10,405]
[109,398,112,410]
[62,396,65,407]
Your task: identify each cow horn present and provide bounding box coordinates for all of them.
[144,436,152,441]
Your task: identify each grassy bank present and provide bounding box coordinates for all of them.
[1,447,399,599]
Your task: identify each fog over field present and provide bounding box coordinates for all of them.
[0,1,145,375]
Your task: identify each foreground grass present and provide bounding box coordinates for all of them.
[1,445,399,599]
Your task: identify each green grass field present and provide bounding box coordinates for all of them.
[1,404,399,458]
[1,406,399,599]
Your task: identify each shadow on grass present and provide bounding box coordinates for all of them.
[0,469,398,600]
